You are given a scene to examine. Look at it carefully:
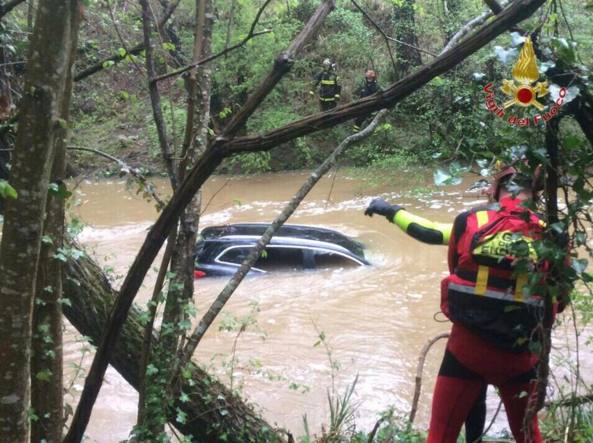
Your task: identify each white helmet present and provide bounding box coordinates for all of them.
[322,58,331,68]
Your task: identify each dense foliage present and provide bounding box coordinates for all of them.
[2,0,593,441]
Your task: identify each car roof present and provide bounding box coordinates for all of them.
[199,223,366,261]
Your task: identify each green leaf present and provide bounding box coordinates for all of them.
[41,235,54,245]
[117,47,127,58]
[179,392,190,403]
[176,408,187,424]
[102,60,115,69]
[571,258,588,276]
[58,297,72,307]
[146,364,158,376]
[0,179,18,200]
[35,369,53,382]
[48,181,72,199]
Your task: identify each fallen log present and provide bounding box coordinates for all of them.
[63,251,283,443]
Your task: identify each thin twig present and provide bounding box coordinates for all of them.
[199,177,231,216]
[177,109,389,372]
[67,146,165,208]
[151,0,274,84]
[350,0,398,73]
[409,332,450,424]
[106,0,144,76]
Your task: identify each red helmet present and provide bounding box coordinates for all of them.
[487,161,542,201]
[365,69,377,80]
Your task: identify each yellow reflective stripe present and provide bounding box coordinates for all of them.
[476,211,489,227]
[393,210,452,245]
[475,266,489,295]
[474,211,490,296]
[319,97,336,101]
[514,273,528,301]
[320,80,336,85]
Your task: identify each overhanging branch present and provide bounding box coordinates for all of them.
[66,2,547,440]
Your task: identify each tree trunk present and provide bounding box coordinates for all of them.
[62,252,283,443]
[392,0,421,79]
[30,6,80,442]
[0,1,76,439]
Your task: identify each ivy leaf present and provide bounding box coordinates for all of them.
[35,369,53,382]
[550,84,580,105]
[550,37,577,65]
[48,181,72,199]
[102,60,115,69]
[176,408,187,424]
[493,46,518,65]
[0,179,18,200]
[571,258,588,276]
[510,32,526,47]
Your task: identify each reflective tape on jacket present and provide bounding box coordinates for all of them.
[448,281,543,306]
[319,97,336,102]
[320,79,337,85]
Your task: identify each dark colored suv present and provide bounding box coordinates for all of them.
[194,223,368,277]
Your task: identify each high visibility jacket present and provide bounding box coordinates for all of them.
[441,197,547,352]
[314,70,341,101]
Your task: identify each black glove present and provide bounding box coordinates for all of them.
[364,198,403,222]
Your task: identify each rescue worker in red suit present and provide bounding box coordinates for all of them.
[365,164,569,442]
[427,165,566,443]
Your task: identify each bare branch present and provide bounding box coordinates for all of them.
[67,146,165,209]
[220,0,336,138]
[385,35,437,58]
[151,0,274,84]
[139,0,177,189]
[441,3,503,54]
[62,3,336,439]
[73,0,181,82]
[150,29,272,84]
[409,333,449,424]
[350,0,398,72]
[178,109,389,370]
[65,4,547,439]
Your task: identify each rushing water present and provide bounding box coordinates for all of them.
[64,170,591,442]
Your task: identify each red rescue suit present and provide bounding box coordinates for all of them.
[428,197,551,443]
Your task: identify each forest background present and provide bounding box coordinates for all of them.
[1,0,593,442]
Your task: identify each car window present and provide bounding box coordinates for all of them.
[313,250,359,269]
[218,247,250,265]
[254,247,304,272]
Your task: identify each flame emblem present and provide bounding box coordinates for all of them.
[501,37,548,111]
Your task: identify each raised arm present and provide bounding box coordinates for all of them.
[364,198,452,245]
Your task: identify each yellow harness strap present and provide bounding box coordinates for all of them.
[514,272,528,301]
[474,211,490,296]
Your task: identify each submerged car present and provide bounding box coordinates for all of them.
[194,223,368,277]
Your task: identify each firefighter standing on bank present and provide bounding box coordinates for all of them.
[311,58,341,111]
[353,69,382,131]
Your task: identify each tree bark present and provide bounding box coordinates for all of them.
[62,252,282,443]
[66,2,546,438]
[392,0,422,79]
[64,2,336,439]
[0,1,76,439]
[30,6,80,442]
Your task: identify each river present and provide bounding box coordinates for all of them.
[63,170,591,442]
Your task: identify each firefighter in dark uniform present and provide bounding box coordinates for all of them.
[353,69,382,131]
[311,58,341,112]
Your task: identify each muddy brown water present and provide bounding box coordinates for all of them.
[63,171,591,442]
